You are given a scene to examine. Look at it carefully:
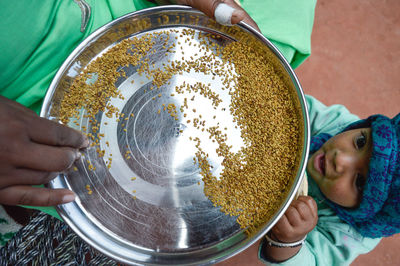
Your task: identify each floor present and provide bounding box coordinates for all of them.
[218,0,400,265]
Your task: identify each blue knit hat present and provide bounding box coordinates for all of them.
[310,113,400,238]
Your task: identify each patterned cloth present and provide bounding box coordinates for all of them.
[0,206,22,248]
[310,113,400,238]
[0,211,117,265]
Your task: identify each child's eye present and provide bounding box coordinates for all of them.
[356,173,366,192]
[355,132,367,149]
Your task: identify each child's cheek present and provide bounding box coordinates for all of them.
[322,180,357,207]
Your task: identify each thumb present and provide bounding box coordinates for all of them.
[178,0,261,32]
[177,0,221,19]
[0,186,76,206]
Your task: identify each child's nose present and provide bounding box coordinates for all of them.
[334,150,355,174]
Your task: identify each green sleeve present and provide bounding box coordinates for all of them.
[0,0,156,114]
[241,0,317,68]
[305,95,360,136]
[258,227,380,265]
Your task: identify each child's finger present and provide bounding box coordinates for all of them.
[271,214,305,243]
[296,196,318,219]
[284,205,303,227]
[291,198,314,220]
[272,213,294,237]
[0,186,75,206]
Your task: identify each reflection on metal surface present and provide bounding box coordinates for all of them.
[41,6,309,265]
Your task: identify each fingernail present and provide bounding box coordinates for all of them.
[62,193,76,203]
[75,151,82,160]
[231,10,242,24]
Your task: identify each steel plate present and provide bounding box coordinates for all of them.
[41,6,310,265]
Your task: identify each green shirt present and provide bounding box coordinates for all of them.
[258,95,381,265]
[0,1,316,218]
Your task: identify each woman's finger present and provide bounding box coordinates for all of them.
[178,0,222,18]
[0,169,59,188]
[0,186,75,206]
[10,143,80,172]
[27,117,88,148]
[0,95,37,117]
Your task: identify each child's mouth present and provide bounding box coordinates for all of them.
[314,153,326,176]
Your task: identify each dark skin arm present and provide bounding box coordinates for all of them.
[0,95,88,206]
[264,196,318,262]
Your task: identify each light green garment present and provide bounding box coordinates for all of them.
[0,0,316,112]
[0,0,155,114]
[258,95,381,265]
[241,0,316,68]
[0,1,316,218]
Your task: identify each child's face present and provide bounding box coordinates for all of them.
[307,128,373,208]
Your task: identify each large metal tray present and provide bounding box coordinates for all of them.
[41,6,310,265]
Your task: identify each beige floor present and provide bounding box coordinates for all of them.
[218,0,400,265]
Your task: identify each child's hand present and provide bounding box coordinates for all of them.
[0,96,88,206]
[271,196,318,243]
[176,0,261,32]
[263,196,318,262]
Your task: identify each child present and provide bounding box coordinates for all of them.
[259,95,400,265]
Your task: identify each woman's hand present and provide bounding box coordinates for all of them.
[0,96,88,206]
[264,196,318,262]
[176,0,261,32]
